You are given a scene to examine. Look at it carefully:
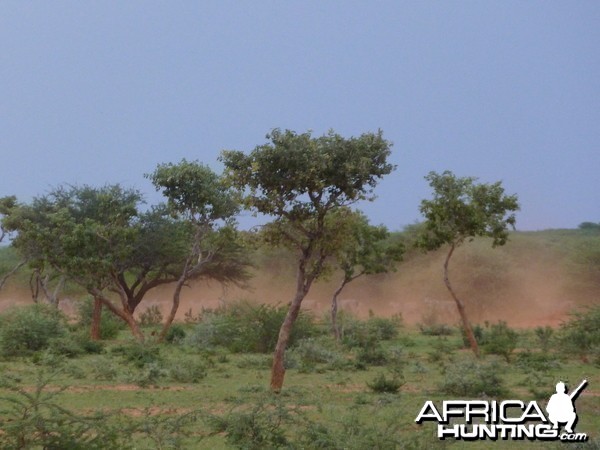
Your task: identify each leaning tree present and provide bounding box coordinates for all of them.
[417,170,519,356]
[329,209,404,341]
[221,128,394,391]
[147,159,252,342]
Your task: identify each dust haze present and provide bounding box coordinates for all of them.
[0,235,595,328]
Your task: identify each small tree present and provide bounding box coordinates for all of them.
[417,171,519,356]
[147,159,251,342]
[0,196,26,290]
[221,128,394,391]
[330,210,404,341]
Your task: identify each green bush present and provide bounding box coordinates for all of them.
[342,316,400,349]
[439,356,508,397]
[165,323,187,344]
[47,336,85,358]
[559,305,600,364]
[482,321,519,362]
[534,326,554,354]
[419,323,454,336]
[207,396,291,449]
[0,370,132,449]
[356,344,388,366]
[187,300,317,353]
[366,372,404,393]
[111,341,162,368]
[168,359,207,383]
[460,323,485,348]
[0,304,68,357]
[139,305,163,326]
[76,297,125,340]
[288,338,345,372]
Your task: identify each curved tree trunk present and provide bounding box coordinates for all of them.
[444,244,479,357]
[157,270,188,343]
[270,256,316,393]
[93,290,145,342]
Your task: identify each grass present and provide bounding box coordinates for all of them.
[0,322,598,449]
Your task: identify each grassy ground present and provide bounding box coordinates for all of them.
[0,319,598,449]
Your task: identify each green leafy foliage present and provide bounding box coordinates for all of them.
[481,321,519,362]
[138,304,164,326]
[366,372,405,393]
[206,396,292,449]
[0,370,132,450]
[186,300,318,353]
[559,305,600,364]
[111,341,163,368]
[418,171,520,250]
[77,297,125,340]
[439,355,508,397]
[341,315,400,349]
[0,304,68,357]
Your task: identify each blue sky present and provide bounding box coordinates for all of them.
[1,1,598,231]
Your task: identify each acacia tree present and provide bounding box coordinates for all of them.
[3,185,153,340]
[417,171,519,356]
[5,180,250,342]
[0,196,27,290]
[330,210,404,341]
[147,160,251,342]
[221,128,394,391]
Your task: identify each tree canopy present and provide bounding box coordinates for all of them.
[417,170,520,356]
[221,128,395,391]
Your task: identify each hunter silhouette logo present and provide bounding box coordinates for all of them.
[415,379,589,442]
[546,380,587,434]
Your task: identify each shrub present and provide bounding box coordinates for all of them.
[47,336,85,358]
[439,356,508,397]
[76,297,125,340]
[168,359,207,383]
[534,326,554,354]
[125,362,165,387]
[139,305,163,326]
[165,323,187,344]
[288,338,345,372]
[366,372,404,393]
[235,354,272,370]
[207,396,292,449]
[90,357,119,381]
[460,323,485,348]
[342,316,400,349]
[111,341,162,368]
[515,350,561,372]
[0,304,67,357]
[559,305,600,364]
[0,369,132,449]
[419,323,454,336]
[187,300,317,353]
[356,344,388,366]
[482,321,519,362]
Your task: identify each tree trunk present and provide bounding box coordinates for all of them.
[270,289,306,392]
[90,296,102,341]
[270,257,315,392]
[157,271,187,343]
[94,292,145,342]
[444,244,479,357]
[330,278,348,342]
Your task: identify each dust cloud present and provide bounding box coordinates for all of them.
[0,235,595,329]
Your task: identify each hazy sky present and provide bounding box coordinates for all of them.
[1,1,598,231]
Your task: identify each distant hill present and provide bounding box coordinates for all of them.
[1,229,598,328]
